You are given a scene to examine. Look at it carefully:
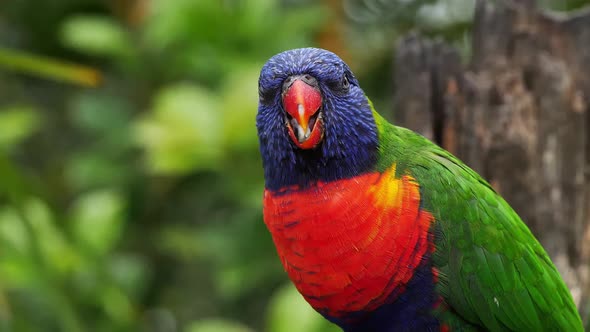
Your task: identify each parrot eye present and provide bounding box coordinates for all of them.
[259,84,277,105]
[342,75,350,90]
[326,74,351,95]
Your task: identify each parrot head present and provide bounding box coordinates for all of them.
[257,48,378,190]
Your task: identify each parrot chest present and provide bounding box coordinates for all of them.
[263,166,435,319]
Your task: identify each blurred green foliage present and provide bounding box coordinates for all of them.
[0,0,587,331]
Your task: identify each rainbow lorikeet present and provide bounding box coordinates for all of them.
[256,48,583,331]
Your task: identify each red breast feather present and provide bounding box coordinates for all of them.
[263,165,435,318]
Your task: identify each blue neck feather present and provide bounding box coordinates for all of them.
[257,91,378,190]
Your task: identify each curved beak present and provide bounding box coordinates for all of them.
[282,75,322,143]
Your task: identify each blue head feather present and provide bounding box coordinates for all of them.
[256,48,378,191]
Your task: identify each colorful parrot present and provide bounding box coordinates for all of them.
[256,48,583,331]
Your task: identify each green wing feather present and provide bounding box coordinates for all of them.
[372,110,583,331]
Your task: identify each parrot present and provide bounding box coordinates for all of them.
[255,48,583,331]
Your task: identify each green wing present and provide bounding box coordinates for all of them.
[374,113,583,331]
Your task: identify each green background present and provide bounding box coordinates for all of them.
[0,0,587,331]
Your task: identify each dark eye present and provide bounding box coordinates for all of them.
[259,84,276,105]
[342,75,350,90]
[327,74,351,94]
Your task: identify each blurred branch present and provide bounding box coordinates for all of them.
[108,0,149,27]
[0,47,101,87]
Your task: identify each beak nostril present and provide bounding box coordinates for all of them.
[283,75,319,95]
[282,77,295,94]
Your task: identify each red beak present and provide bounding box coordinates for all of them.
[282,77,323,149]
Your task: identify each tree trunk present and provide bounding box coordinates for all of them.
[393,0,590,321]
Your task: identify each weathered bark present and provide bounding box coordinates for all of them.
[393,0,590,319]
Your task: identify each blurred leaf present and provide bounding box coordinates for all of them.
[60,15,133,58]
[266,283,340,332]
[142,0,324,83]
[159,225,201,261]
[0,105,40,150]
[107,254,149,299]
[71,262,100,300]
[185,318,253,332]
[0,198,75,284]
[235,0,278,44]
[70,190,125,256]
[219,67,260,151]
[273,6,326,51]
[144,0,227,51]
[134,83,222,174]
[215,258,282,301]
[66,152,133,191]
[66,92,135,190]
[100,286,133,324]
[0,257,39,289]
[69,92,133,134]
[24,198,75,274]
[0,206,31,256]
